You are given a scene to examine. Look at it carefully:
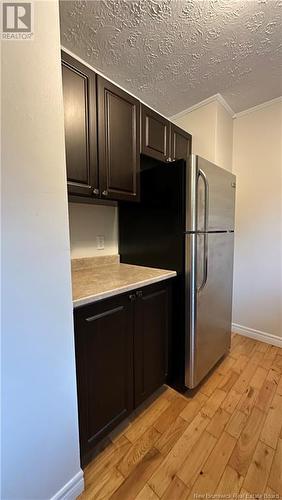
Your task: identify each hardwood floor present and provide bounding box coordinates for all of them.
[79,335,282,499]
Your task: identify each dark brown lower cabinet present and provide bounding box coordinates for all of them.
[74,281,171,466]
[74,294,134,466]
[134,284,170,406]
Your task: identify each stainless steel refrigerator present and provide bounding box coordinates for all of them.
[185,155,235,388]
[119,154,236,390]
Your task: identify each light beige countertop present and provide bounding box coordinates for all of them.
[72,255,177,308]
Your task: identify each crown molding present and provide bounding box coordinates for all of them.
[234,96,282,118]
[170,94,282,122]
[170,93,235,121]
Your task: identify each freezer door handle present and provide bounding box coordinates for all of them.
[198,168,209,231]
[197,233,208,292]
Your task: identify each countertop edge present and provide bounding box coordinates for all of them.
[73,271,177,308]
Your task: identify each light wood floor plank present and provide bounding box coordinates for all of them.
[154,415,189,456]
[110,447,164,500]
[148,412,210,497]
[232,362,258,394]
[226,410,248,439]
[221,389,242,414]
[276,374,282,396]
[161,476,189,500]
[272,354,282,374]
[260,393,282,449]
[243,441,275,494]
[117,427,161,478]
[264,485,279,497]
[214,465,244,495]
[250,366,268,389]
[83,467,124,500]
[134,484,159,500]
[217,355,236,376]
[125,396,170,443]
[251,349,266,366]
[268,438,282,495]
[228,406,266,476]
[201,388,227,418]
[255,341,270,353]
[179,392,208,424]
[83,435,131,487]
[237,386,259,416]
[237,362,270,416]
[200,371,224,397]
[206,407,231,438]
[217,370,239,392]
[187,432,236,498]
[255,374,278,413]
[232,355,249,374]
[177,430,217,490]
[260,346,279,371]
[154,395,188,434]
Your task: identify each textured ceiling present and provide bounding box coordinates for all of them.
[59,0,282,116]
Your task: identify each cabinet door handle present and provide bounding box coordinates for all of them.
[92,188,99,195]
[136,290,143,298]
[166,157,172,162]
[129,294,136,302]
[102,190,108,196]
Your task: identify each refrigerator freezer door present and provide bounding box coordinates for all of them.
[186,155,236,232]
[185,232,234,389]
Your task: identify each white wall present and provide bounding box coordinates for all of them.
[215,103,233,172]
[173,101,217,165]
[69,203,118,258]
[173,96,282,341]
[232,100,282,338]
[172,99,233,172]
[1,1,83,499]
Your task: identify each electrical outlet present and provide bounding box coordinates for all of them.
[96,235,105,250]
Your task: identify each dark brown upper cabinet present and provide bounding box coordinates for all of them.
[141,105,192,163]
[98,77,140,202]
[170,123,192,161]
[141,105,170,162]
[61,52,192,202]
[61,51,98,197]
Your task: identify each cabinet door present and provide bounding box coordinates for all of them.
[134,283,170,406]
[61,51,98,197]
[74,295,133,466]
[170,123,192,161]
[98,77,140,202]
[141,105,170,162]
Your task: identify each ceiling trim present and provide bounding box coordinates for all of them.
[234,96,282,119]
[170,94,235,121]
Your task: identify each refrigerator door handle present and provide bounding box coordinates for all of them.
[197,233,208,292]
[198,168,209,231]
[197,169,209,292]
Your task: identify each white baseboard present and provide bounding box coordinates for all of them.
[232,323,282,348]
[51,470,84,500]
